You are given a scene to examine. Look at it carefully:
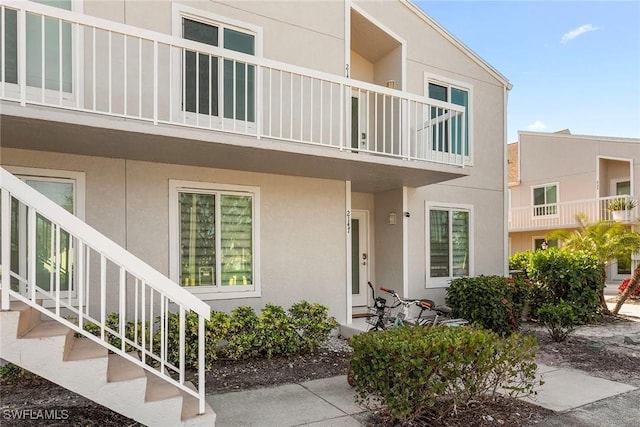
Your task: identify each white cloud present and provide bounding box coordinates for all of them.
[527,120,547,131]
[561,24,599,44]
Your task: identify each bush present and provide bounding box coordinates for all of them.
[79,300,338,369]
[527,249,603,323]
[618,278,640,298]
[349,326,539,424]
[289,300,339,352]
[446,275,529,335]
[538,302,577,342]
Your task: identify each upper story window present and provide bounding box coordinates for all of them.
[426,203,473,287]
[425,74,472,161]
[175,6,259,123]
[2,0,75,93]
[532,183,558,216]
[169,180,261,300]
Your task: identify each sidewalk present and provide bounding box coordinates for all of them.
[207,364,638,427]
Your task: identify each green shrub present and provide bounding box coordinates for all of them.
[537,302,577,342]
[527,249,603,323]
[289,300,339,352]
[164,310,231,370]
[82,313,148,353]
[226,306,261,360]
[349,326,539,423]
[509,251,533,277]
[254,303,300,358]
[446,275,528,335]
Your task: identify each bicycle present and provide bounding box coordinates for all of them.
[364,282,468,331]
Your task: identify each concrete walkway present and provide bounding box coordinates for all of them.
[209,298,640,426]
[207,363,638,427]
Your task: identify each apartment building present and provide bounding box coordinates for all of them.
[1,1,510,423]
[508,130,640,282]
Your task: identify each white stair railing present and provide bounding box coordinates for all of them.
[0,0,466,167]
[0,167,211,415]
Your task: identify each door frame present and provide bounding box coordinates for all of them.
[351,209,370,308]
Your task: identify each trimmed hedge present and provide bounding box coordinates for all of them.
[349,326,538,423]
[446,275,530,335]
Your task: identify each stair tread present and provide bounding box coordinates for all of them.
[107,353,146,383]
[145,371,181,402]
[66,337,108,361]
[21,320,70,339]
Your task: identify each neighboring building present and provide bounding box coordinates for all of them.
[1,1,509,424]
[508,130,640,282]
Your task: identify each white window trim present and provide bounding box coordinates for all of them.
[424,202,474,289]
[4,165,86,219]
[531,182,559,218]
[169,179,261,300]
[424,72,474,165]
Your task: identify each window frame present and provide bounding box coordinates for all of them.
[1,0,84,105]
[531,182,559,218]
[171,4,263,127]
[425,202,474,288]
[424,73,474,165]
[169,179,261,300]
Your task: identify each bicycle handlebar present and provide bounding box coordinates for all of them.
[380,287,395,295]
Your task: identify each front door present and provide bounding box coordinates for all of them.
[351,210,369,308]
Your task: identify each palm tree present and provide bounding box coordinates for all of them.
[546,214,640,315]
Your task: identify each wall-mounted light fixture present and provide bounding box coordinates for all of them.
[386,80,396,89]
[388,212,397,225]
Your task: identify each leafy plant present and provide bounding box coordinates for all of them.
[447,275,529,335]
[289,301,339,352]
[606,198,638,211]
[527,248,603,323]
[349,326,539,423]
[538,301,577,342]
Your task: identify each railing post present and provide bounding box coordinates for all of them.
[401,99,409,160]
[153,40,158,125]
[1,188,11,310]
[256,64,262,139]
[339,83,345,151]
[198,314,205,414]
[18,7,26,106]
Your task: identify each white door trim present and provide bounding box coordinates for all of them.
[351,209,370,308]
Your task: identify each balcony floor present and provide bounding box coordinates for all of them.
[1,102,467,193]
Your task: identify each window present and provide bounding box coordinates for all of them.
[532,183,557,216]
[169,180,260,299]
[534,238,558,251]
[5,167,85,300]
[427,204,473,285]
[426,75,471,159]
[2,0,73,92]
[180,14,255,121]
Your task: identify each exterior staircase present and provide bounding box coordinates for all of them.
[1,167,215,425]
[1,300,215,426]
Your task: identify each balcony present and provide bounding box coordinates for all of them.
[509,195,639,232]
[0,2,469,191]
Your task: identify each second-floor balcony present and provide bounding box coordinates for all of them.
[509,195,639,232]
[0,2,469,191]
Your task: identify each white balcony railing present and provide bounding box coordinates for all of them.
[1,167,211,415]
[509,195,639,231]
[0,1,468,166]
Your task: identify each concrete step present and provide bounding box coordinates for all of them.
[21,320,70,339]
[65,337,108,362]
[107,353,146,383]
[145,370,181,402]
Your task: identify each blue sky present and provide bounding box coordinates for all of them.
[415,1,640,143]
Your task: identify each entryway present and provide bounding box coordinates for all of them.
[351,210,370,311]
